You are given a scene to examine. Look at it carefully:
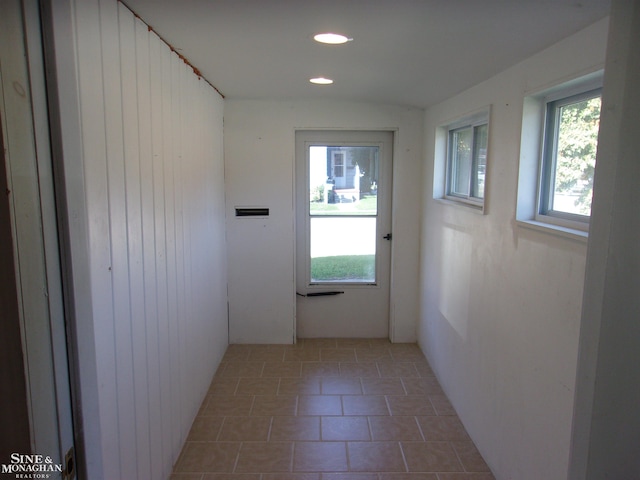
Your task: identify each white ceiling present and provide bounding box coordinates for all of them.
[123,0,611,108]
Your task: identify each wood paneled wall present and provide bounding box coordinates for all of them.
[52,1,227,478]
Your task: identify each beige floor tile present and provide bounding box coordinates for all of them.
[202,395,254,416]
[428,395,456,416]
[321,377,363,395]
[197,397,212,416]
[355,348,393,362]
[302,362,341,377]
[342,395,389,416]
[235,441,293,473]
[379,474,438,479]
[413,362,435,377]
[321,416,371,441]
[401,378,444,396]
[320,348,357,362]
[451,441,492,472]
[173,340,493,479]
[347,441,406,472]
[263,361,302,377]
[221,362,264,378]
[236,378,279,395]
[187,416,224,441]
[293,442,348,472]
[416,417,471,442]
[401,442,463,472]
[369,416,423,441]
[436,474,495,480]
[301,339,338,348]
[377,362,420,378]
[271,416,321,441]
[298,395,343,415]
[335,338,376,348]
[323,474,378,480]
[218,416,271,441]
[361,378,406,395]
[247,346,286,362]
[170,473,204,480]
[175,442,240,473]
[203,474,261,480]
[388,345,426,362]
[251,395,297,416]
[339,362,380,377]
[279,377,321,395]
[222,345,252,361]
[263,474,320,480]
[286,348,321,362]
[386,396,436,416]
[208,378,239,395]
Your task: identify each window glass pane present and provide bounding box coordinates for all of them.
[551,95,601,216]
[450,128,472,196]
[310,217,376,283]
[472,124,488,199]
[309,146,379,216]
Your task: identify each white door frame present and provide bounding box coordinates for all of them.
[0,1,76,477]
[295,130,394,338]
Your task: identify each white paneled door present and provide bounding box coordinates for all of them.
[296,131,394,338]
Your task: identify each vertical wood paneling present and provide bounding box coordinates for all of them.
[118,4,152,479]
[73,0,120,477]
[167,52,181,457]
[179,61,190,439]
[171,55,186,448]
[156,41,172,473]
[145,29,165,480]
[98,0,137,477]
[62,1,228,478]
[179,63,196,423]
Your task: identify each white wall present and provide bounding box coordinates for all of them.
[419,19,609,480]
[224,100,423,344]
[49,1,228,478]
[569,1,640,477]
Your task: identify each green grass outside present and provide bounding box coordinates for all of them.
[310,195,377,215]
[311,254,375,282]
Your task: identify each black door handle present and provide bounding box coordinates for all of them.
[383,233,392,240]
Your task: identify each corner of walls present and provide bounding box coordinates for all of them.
[569,1,640,476]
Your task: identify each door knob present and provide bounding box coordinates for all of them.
[383,233,392,240]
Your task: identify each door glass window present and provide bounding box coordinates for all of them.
[308,145,379,283]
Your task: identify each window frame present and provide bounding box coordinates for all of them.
[535,85,602,231]
[516,70,603,241]
[444,109,490,209]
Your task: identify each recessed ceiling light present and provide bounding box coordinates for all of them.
[313,33,352,45]
[310,77,334,85]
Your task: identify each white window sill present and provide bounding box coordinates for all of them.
[435,198,485,214]
[517,219,588,243]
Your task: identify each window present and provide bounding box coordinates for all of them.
[332,151,345,179]
[538,88,601,225]
[516,70,603,239]
[445,110,489,208]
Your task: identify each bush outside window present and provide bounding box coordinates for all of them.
[539,88,601,224]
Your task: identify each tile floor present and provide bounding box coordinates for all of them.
[170,338,494,480]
